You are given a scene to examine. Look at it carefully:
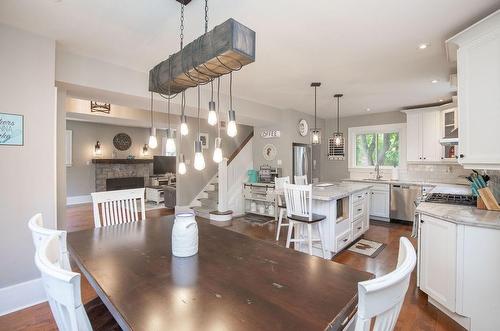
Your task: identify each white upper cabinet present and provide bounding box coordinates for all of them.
[447,10,500,170]
[404,108,441,162]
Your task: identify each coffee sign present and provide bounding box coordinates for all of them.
[261,130,280,139]
[0,112,24,146]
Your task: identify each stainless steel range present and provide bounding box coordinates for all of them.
[425,193,477,206]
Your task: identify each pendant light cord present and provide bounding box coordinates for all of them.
[337,96,340,132]
[229,72,233,110]
[217,77,220,138]
[197,85,201,135]
[150,92,154,128]
[314,86,317,130]
[167,57,171,132]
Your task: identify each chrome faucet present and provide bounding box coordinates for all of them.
[375,164,382,180]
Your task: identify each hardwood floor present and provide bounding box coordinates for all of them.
[0,205,464,331]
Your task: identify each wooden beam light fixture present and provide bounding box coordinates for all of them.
[149,18,255,95]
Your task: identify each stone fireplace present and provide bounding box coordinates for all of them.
[94,160,153,192]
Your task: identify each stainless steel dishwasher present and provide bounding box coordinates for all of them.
[390,184,421,222]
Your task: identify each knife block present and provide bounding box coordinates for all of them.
[477,187,500,211]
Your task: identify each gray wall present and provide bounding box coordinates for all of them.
[253,109,326,180]
[0,25,56,288]
[56,89,67,229]
[66,118,253,205]
[66,120,165,196]
[176,118,253,206]
[321,111,406,181]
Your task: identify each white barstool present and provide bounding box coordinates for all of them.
[283,183,327,258]
[274,176,290,241]
[294,175,308,185]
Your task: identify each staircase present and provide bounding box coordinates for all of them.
[192,177,218,219]
[191,130,254,220]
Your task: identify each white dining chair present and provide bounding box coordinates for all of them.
[274,176,290,241]
[91,188,146,228]
[28,213,71,270]
[354,237,416,331]
[294,175,308,185]
[35,234,118,331]
[283,183,327,258]
[35,234,93,331]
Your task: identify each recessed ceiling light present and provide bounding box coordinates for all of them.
[439,99,444,102]
[366,108,371,112]
[418,43,430,50]
[431,79,438,84]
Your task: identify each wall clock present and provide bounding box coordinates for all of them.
[263,143,277,161]
[298,119,309,137]
[113,133,132,151]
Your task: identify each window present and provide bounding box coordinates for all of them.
[355,132,399,167]
[348,123,405,169]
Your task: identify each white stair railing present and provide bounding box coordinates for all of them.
[217,158,229,212]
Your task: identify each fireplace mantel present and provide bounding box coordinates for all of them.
[92,158,153,164]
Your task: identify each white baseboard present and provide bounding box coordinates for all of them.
[0,278,46,316]
[67,195,92,205]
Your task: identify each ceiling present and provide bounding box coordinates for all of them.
[1,0,499,118]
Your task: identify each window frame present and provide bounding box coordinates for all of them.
[348,123,406,170]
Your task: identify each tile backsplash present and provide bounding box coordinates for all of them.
[401,164,470,184]
[488,171,500,201]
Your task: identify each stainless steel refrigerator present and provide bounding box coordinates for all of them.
[292,143,311,184]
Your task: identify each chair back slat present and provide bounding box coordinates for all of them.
[355,237,416,331]
[275,177,290,206]
[28,214,71,270]
[283,183,312,221]
[35,235,92,331]
[91,188,145,228]
[294,175,308,185]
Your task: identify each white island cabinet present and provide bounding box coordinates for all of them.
[293,183,372,259]
[417,203,500,330]
[446,10,500,170]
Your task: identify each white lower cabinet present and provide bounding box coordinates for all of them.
[418,213,500,330]
[419,215,457,312]
[370,189,390,219]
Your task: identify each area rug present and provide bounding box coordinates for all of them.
[236,214,276,226]
[347,238,386,258]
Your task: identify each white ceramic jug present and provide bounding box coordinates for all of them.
[172,212,198,257]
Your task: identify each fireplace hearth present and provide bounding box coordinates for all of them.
[106,177,145,191]
[95,162,151,192]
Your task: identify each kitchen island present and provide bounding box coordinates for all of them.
[294,182,372,259]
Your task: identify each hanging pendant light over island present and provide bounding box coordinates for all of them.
[311,82,321,145]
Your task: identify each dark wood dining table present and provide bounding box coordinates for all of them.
[67,216,373,331]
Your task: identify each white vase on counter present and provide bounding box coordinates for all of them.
[172,212,198,257]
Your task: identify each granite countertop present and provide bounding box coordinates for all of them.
[417,202,500,230]
[416,184,500,230]
[312,182,372,201]
[343,178,466,187]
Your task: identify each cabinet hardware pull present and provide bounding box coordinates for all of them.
[459,154,465,158]
[343,238,348,242]
[357,227,362,230]
[420,220,424,223]
[357,208,362,212]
